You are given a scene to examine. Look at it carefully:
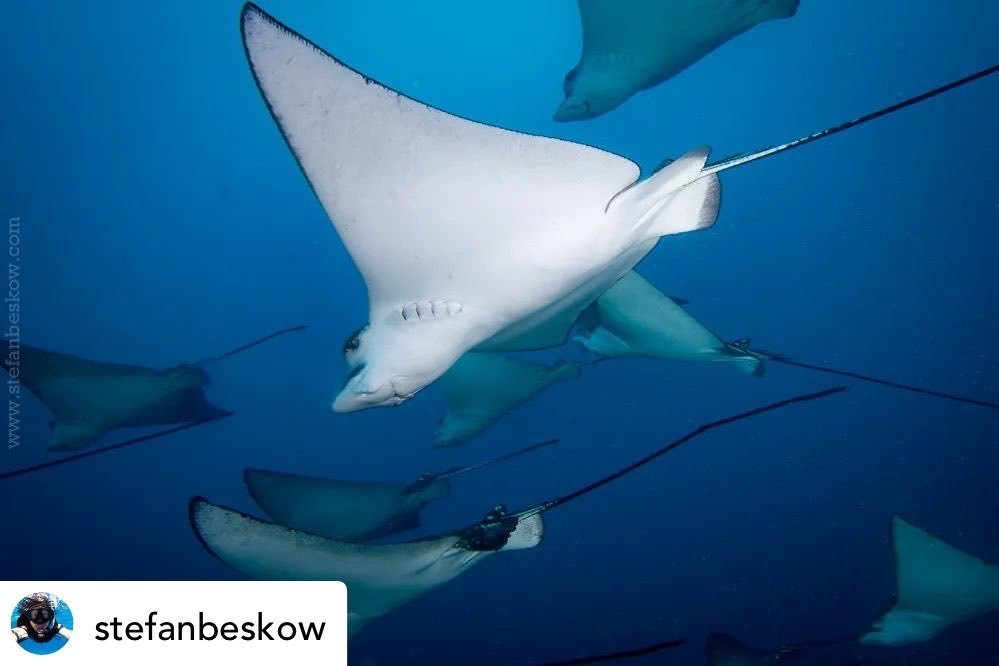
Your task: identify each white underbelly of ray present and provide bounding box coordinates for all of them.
[483,240,656,351]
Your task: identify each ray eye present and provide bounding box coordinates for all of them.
[342,325,368,357]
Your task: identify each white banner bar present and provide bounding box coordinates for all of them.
[2,581,346,665]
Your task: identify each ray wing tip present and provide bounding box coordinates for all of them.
[188,496,210,537]
[241,2,264,21]
[240,3,280,38]
[188,497,225,563]
[188,495,209,522]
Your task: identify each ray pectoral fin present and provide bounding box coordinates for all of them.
[758,0,800,21]
[241,4,637,296]
[47,420,105,451]
[189,496,318,578]
[574,325,630,357]
[191,495,514,636]
[189,497,228,565]
[860,515,999,646]
[347,613,373,638]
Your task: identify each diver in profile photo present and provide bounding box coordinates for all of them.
[11,593,72,651]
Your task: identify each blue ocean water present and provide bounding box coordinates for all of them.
[1,1,997,664]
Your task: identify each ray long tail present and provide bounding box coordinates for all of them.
[516,386,847,518]
[436,438,560,479]
[765,355,999,410]
[199,324,308,365]
[0,414,233,482]
[701,64,998,178]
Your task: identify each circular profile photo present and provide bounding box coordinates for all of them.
[10,593,73,655]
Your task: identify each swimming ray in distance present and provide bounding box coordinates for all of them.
[435,353,585,447]
[243,438,559,542]
[190,500,545,637]
[702,516,999,660]
[347,328,591,448]
[240,3,996,413]
[554,0,799,122]
[574,270,997,410]
[190,386,845,636]
[575,270,765,375]
[861,516,999,647]
[5,345,227,452]
[0,325,306,478]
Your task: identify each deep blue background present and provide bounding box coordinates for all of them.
[2,1,997,664]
